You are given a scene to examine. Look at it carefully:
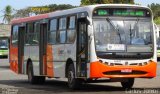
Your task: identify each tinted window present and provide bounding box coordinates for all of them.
[48,19,57,44]
[59,18,66,29]
[28,23,34,33]
[25,22,39,45]
[50,19,57,31]
[12,25,18,45]
[67,16,76,43]
[69,16,75,29]
[48,31,56,44]
[67,30,76,43]
[60,30,66,43]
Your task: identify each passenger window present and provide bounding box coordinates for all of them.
[59,17,67,43]
[69,16,75,29]
[67,16,76,43]
[59,18,66,30]
[67,30,76,43]
[48,19,57,44]
[50,19,57,31]
[60,30,66,43]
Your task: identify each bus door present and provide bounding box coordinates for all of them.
[18,26,25,74]
[39,23,47,75]
[76,18,88,77]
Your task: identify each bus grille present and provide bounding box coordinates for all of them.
[103,70,147,75]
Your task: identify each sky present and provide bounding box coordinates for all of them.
[0,0,160,23]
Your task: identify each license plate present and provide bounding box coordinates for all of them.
[121,69,132,73]
[107,44,125,51]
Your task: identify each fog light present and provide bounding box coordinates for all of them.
[149,60,153,62]
[139,63,143,66]
[143,62,147,65]
[99,60,103,63]
[105,62,109,65]
[110,63,114,66]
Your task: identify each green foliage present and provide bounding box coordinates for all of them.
[3,5,13,24]
[13,8,31,18]
[148,3,160,19]
[13,4,77,18]
[81,0,135,5]
[154,17,160,24]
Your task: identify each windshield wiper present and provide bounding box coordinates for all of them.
[106,18,122,44]
[129,24,132,44]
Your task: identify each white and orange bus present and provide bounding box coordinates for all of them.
[10,4,157,89]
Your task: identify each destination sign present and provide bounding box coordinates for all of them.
[93,8,151,17]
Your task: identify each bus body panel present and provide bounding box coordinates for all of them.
[90,61,157,78]
[52,43,77,77]
[10,46,18,73]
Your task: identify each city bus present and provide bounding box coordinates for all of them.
[10,4,157,89]
[0,24,10,60]
[155,23,160,59]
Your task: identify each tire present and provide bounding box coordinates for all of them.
[27,63,45,84]
[121,78,134,89]
[67,64,82,89]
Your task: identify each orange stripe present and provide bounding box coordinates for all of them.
[46,44,54,77]
[9,45,18,74]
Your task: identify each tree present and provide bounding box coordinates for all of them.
[13,8,31,18]
[148,3,160,24]
[13,4,77,18]
[3,5,13,24]
[148,3,160,19]
[81,0,134,5]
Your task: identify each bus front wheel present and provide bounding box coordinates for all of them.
[67,64,82,89]
[121,78,134,89]
[28,63,45,84]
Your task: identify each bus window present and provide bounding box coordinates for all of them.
[12,25,18,45]
[32,23,39,44]
[69,16,76,29]
[0,39,8,49]
[67,16,76,43]
[59,17,66,43]
[25,22,39,45]
[48,19,57,44]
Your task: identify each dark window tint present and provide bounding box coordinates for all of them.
[50,19,57,31]
[67,30,76,43]
[69,16,76,29]
[59,30,66,43]
[12,25,18,45]
[59,18,66,30]
[48,31,56,44]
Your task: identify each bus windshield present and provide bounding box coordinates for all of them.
[0,39,8,49]
[93,18,153,59]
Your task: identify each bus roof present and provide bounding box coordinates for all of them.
[11,4,150,24]
[11,13,49,24]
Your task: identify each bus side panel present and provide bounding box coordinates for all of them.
[46,44,54,77]
[10,46,18,73]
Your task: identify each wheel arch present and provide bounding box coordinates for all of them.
[65,58,74,77]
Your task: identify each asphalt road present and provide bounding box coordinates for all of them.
[0,59,160,94]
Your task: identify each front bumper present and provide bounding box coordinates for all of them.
[90,61,157,78]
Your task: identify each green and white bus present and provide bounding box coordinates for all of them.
[0,36,9,58]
